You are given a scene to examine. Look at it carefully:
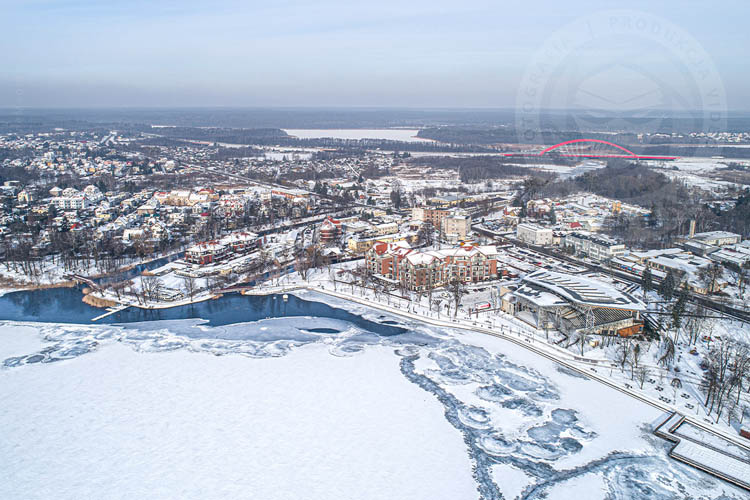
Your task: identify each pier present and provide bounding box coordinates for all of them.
[91,304,130,322]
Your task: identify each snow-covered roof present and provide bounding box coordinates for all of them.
[522,270,645,311]
[692,231,740,241]
[220,232,259,244]
[186,241,227,253]
[405,252,438,266]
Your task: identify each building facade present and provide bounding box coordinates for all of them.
[366,243,499,291]
[516,223,553,246]
[441,209,471,242]
[564,231,625,261]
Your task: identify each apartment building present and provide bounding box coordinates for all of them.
[366,243,499,291]
[516,223,553,246]
[441,209,471,243]
[564,231,625,261]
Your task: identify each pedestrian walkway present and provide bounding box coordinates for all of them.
[654,411,750,491]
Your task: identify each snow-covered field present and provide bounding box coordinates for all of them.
[660,169,739,193]
[645,158,729,173]
[0,292,746,499]
[263,150,314,161]
[283,129,433,142]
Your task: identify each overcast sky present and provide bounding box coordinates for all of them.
[2,0,748,110]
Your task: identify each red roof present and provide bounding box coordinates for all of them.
[372,242,389,255]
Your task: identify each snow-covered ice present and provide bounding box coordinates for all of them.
[0,339,475,500]
[0,324,45,359]
[0,292,747,499]
[283,129,433,142]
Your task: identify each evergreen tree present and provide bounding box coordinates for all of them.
[648,202,659,227]
[659,269,676,301]
[672,286,688,332]
[642,266,653,300]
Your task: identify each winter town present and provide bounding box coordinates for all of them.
[2,2,750,500]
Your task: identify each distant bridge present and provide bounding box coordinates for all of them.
[503,138,678,160]
[64,274,101,290]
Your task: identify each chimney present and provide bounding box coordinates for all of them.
[689,219,696,238]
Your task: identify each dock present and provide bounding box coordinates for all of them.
[91,304,130,322]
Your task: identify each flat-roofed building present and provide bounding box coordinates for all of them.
[690,231,741,247]
[441,209,471,243]
[564,231,625,262]
[517,223,553,246]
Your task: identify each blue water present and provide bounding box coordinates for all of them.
[0,288,406,336]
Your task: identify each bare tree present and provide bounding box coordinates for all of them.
[631,343,644,380]
[577,331,588,356]
[111,281,129,301]
[671,377,682,404]
[701,338,737,422]
[697,262,723,295]
[295,252,311,281]
[182,275,198,302]
[636,366,649,389]
[448,278,467,319]
[615,339,632,372]
[140,274,163,303]
[658,337,675,369]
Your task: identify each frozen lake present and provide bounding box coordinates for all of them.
[283,129,433,142]
[0,291,745,499]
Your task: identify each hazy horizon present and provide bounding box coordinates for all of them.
[3,1,749,112]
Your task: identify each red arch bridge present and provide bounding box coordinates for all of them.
[503,139,678,160]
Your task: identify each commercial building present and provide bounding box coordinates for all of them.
[372,222,398,236]
[643,250,727,294]
[708,241,750,269]
[690,231,741,247]
[501,270,645,336]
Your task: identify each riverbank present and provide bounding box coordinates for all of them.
[7,275,750,462]
[81,294,118,309]
[0,250,185,297]
[0,279,75,297]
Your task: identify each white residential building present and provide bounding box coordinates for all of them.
[516,223,553,246]
[565,231,626,262]
[50,195,90,211]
